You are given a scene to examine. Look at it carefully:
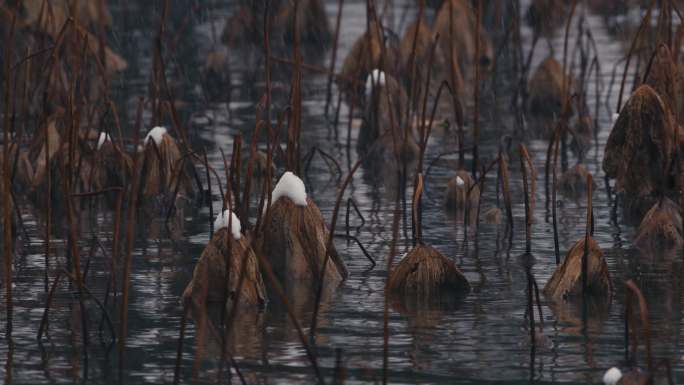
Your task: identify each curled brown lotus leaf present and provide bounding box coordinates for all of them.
[526,0,567,37]
[221,4,259,47]
[387,244,470,298]
[433,0,494,77]
[90,141,133,194]
[545,293,609,336]
[0,192,16,278]
[400,18,461,105]
[259,196,347,287]
[559,163,596,199]
[634,197,683,250]
[249,150,275,180]
[359,73,412,153]
[570,114,593,158]
[603,85,676,199]
[203,50,230,99]
[338,20,401,101]
[18,0,126,73]
[22,0,112,28]
[400,19,435,106]
[30,119,61,190]
[528,57,573,119]
[677,62,684,125]
[543,236,612,302]
[363,133,419,184]
[400,19,434,73]
[482,207,502,225]
[222,0,329,49]
[182,229,267,309]
[274,0,331,46]
[644,44,679,119]
[27,119,103,200]
[444,169,479,225]
[0,142,34,192]
[615,370,649,385]
[139,134,195,199]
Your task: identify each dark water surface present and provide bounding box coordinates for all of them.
[1,1,683,384]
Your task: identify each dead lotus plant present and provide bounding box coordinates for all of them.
[182,213,267,310]
[258,172,348,289]
[138,127,196,202]
[544,173,612,303]
[603,84,682,222]
[389,173,470,302]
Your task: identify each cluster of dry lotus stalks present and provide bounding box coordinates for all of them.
[181,0,499,314]
[523,0,684,257]
[6,119,201,214]
[341,0,493,171]
[222,0,332,56]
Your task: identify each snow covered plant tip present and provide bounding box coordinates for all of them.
[144,126,168,146]
[214,209,241,240]
[365,68,386,98]
[602,367,622,385]
[456,175,465,187]
[97,132,111,150]
[271,171,307,206]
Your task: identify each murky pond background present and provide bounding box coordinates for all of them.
[1,1,683,384]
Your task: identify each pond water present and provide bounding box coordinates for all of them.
[1,1,682,384]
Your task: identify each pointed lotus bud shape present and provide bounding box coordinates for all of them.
[603,85,679,220]
[526,0,568,37]
[338,20,399,102]
[543,236,612,302]
[434,0,494,78]
[445,170,479,224]
[528,57,573,121]
[387,244,470,299]
[183,209,266,309]
[482,206,502,225]
[259,172,348,287]
[139,126,196,200]
[602,367,622,385]
[559,164,596,199]
[634,198,683,250]
[90,133,133,202]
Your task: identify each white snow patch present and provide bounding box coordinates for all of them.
[365,69,386,98]
[144,126,168,146]
[456,175,465,187]
[611,113,620,123]
[214,209,241,240]
[602,367,622,385]
[271,171,307,206]
[97,132,111,150]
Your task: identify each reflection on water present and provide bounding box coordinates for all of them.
[1,1,683,384]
